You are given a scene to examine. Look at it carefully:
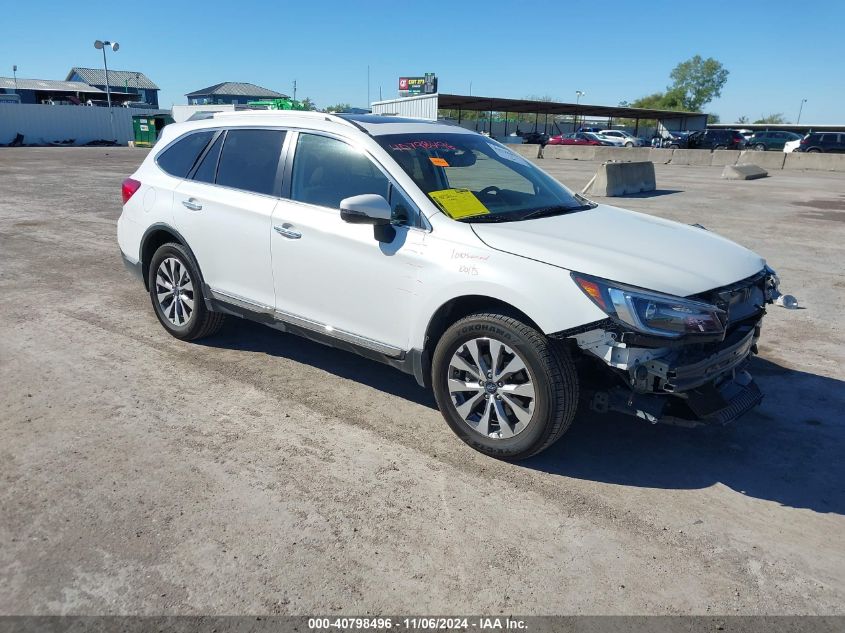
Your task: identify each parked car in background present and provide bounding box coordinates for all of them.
[794,132,845,153]
[662,131,694,148]
[547,133,602,146]
[747,131,803,151]
[519,131,550,146]
[600,130,647,147]
[783,137,802,153]
[582,132,620,146]
[736,129,754,143]
[665,129,745,150]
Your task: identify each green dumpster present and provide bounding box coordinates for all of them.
[132,114,173,147]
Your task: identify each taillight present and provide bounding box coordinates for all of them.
[122,178,141,204]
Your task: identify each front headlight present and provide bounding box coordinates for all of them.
[572,273,726,338]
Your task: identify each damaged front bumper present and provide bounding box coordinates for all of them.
[572,320,764,427]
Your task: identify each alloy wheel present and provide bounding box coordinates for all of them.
[155,257,194,326]
[447,337,536,439]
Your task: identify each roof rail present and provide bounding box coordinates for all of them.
[211,109,355,128]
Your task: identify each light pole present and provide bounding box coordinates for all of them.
[94,40,119,109]
[575,90,585,131]
[797,98,807,124]
[12,65,17,92]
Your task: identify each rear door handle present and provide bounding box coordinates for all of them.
[182,199,202,211]
[274,225,301,239]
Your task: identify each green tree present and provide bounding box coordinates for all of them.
[737,115,749,124]
[753,113,786,124]
[300,96,317,111]
[707,113,721,123]
[323,102,352,113]
[668,55,729,111]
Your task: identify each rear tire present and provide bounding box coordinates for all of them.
[754,143,766,151]
[808,148,822,153]
[148,242,226,341]
[714,144,728,150]
[625,141,634,147]
[431,313,579,460]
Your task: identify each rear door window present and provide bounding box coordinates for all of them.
[192,133,224,184]
[156,131,215,178]
[215,129,286,196]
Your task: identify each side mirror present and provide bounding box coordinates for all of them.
[340,194,392,226]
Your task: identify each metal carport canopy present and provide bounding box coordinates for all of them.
[437,93,704,121]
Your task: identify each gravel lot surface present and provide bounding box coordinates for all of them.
[1,147,843,615]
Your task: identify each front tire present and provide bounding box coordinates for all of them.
[431,313,579,460]
[754,143,767,151]
[148,242,226,341]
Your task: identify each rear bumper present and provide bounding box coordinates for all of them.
[121,251,144,284]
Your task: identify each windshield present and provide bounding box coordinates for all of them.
[375,132,593,223]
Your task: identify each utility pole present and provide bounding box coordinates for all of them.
[575,90,585,132]
[367,65,370,108]
[12,65,17,92]
[797,98,807,124]
[293,79,297,101]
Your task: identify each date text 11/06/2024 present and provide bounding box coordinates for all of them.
[307,617,528,630]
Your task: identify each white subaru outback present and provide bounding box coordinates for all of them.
[118,111,780,460]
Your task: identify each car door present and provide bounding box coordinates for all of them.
[173,127,286,309]
[269,131,426,353]
[818,134,833,152]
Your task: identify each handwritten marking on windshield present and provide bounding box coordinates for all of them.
[389,141,458,151]
[451,249,490,262]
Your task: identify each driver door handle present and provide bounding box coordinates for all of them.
[274,225,302,240]
[181,198,202,211]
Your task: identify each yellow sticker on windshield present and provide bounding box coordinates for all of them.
[428,189,490,219]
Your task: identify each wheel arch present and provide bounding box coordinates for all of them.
[423,295,541,355]
[139,223,191,291]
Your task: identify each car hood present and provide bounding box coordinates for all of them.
[471,204,765,296]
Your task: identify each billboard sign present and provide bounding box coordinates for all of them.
[399,73,437,95]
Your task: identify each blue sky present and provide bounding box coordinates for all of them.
[2,0,842,123]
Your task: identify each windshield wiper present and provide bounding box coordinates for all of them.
[457,213,519,223]
[519,204,593,221]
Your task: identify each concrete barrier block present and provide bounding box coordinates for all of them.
[586,161,656,196]
[594,147,653,162]
[722,164,767,180]
[738,150,785,170]
[512,144,541,159]
[546,145,596,160]
[783,152,845,172]
[710,150,740,166]
[648,148,674,164]
[670,149,713,166]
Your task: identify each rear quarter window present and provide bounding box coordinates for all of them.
[156,131,215,178]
